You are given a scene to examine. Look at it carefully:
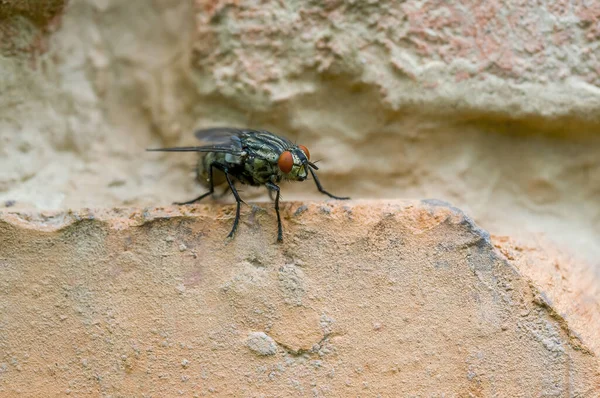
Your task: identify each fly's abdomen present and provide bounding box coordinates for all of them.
[196,151,247,187]
[196,152,226,187]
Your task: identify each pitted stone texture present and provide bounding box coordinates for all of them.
[0,201,598,396]
[246,332,278,356]
[0,1,198,209]
[194,0,600,120]
[0,0,67,56]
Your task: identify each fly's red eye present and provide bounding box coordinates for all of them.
[298,145,310,160]
[278,151,294,174]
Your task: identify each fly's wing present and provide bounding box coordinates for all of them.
[147,127,245,155]
[194,127,244,144]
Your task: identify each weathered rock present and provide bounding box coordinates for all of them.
[0,0,67,56]
[246,332,278,356]
[0,3,599,394]
[194,0,600,121]
[1,201,598,396]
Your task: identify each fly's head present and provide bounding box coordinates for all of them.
[277,145,316,181]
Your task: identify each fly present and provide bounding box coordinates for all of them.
[147,127,349,242]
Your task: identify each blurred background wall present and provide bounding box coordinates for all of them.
[1,0,599,269]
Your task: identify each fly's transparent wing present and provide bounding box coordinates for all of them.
[146,145,242,154]
[194,127,244,144]
[194,127,247,154]
[147,127,246,154]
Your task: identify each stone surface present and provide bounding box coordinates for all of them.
[494,234,600,356]
[246,332,278,356]
[0,0,67,56]
[0,201,598,396]
[1,2,599,394]
[193,0,600,120]
[0,0,198,209]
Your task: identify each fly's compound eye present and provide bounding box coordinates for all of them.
[298,145,310,160]
[278,151,294,174]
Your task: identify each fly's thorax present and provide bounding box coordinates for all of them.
[251,145,280,164]
[243,155,281,185]
[239,130,312,181]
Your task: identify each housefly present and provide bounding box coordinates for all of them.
[147,128,349,242]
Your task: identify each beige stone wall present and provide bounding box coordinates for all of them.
[1,0,599,395]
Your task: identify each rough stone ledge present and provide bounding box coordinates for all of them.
[0,200,598,396]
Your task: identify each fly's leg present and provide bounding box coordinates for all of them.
[174,162,218,205]
[308,167,350,200]
[218,166,243,239]
[174,191,212,205]
[176,162,243,239]
[266,182,283,242]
